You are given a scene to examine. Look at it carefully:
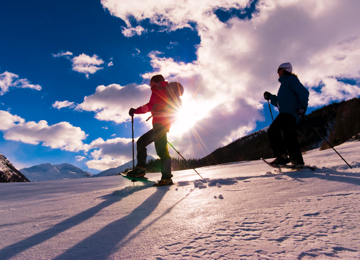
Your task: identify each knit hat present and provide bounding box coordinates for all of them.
[278,62,292,73]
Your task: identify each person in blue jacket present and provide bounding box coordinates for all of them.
[264,62,309,166]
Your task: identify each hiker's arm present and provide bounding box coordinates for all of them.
[134,93,155,114]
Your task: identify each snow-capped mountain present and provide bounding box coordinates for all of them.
[0,153,30,182]
[95,156,156,177]
[20,163,92,182]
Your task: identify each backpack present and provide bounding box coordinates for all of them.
[166,82,184,120]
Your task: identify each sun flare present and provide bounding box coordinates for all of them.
[169,94,209,136]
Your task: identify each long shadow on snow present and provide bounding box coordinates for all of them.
[0,185,152,260]
[270,167,360,187]
[231,165,360,187]
[53,186,172,260]
[116,187,194,249]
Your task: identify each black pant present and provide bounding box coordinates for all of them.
[268,113,304,163]
[136,124,172,179]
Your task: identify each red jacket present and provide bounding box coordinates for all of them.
[134,81,172,130]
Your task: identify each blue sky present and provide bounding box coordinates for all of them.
[1,0,359,174]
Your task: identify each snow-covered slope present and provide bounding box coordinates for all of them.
[0,154,29,182]
[95,155,156,177]
[20,163,92,182]
[1,141,359,259]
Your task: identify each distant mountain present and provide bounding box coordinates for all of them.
[20,163,92,182]
[0,154,30,182]
[95,156,156,177]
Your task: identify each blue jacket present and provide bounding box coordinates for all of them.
[270,74,309,122]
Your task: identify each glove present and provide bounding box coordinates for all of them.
[263,91,271,101]
[129,108,136,117]
[296,107,306,118]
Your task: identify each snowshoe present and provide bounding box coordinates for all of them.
[121,173,153,183]
[269,155,290,166]
[262,158,316,171]
[125,167,146,178]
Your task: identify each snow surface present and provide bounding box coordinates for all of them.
[1,141,360,259]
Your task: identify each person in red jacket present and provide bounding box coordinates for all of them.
[127,74,173,186]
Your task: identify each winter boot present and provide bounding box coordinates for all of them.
[270,154,290,165]
[126,166,146,178]
[153,179,173,186]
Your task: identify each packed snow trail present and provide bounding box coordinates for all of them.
[0,141,359,259]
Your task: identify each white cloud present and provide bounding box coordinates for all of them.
[107,61,114,67]
[0,111,88,152]
[53,52,104,78]
[101,0,248,32]
[132,48,141,57]
[86,137,133,170]
[52,51,73,58]
[71,53,104,78]
[101,0,360,158]
[86,157,127,171]
[76,156,86,161]
[167,41,178,49]
[0,71,42,95]
[0,110,25,131]
[76,83,151,124]
[308,78,360,107]
[121,25,146,37]
[89,137,132,159]
[52,100,76,109]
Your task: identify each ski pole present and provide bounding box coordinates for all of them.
[131,115,135,169]
[304,119,352,169]
[267,100,274,122]
[167,141,204,179]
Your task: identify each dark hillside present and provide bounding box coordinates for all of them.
[297,101,340,151]
[197,129,272,166]
[0,154,30,182]
[198,98,359,166]
[320,98,360,149]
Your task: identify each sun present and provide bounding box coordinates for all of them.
[170,94,207,136]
